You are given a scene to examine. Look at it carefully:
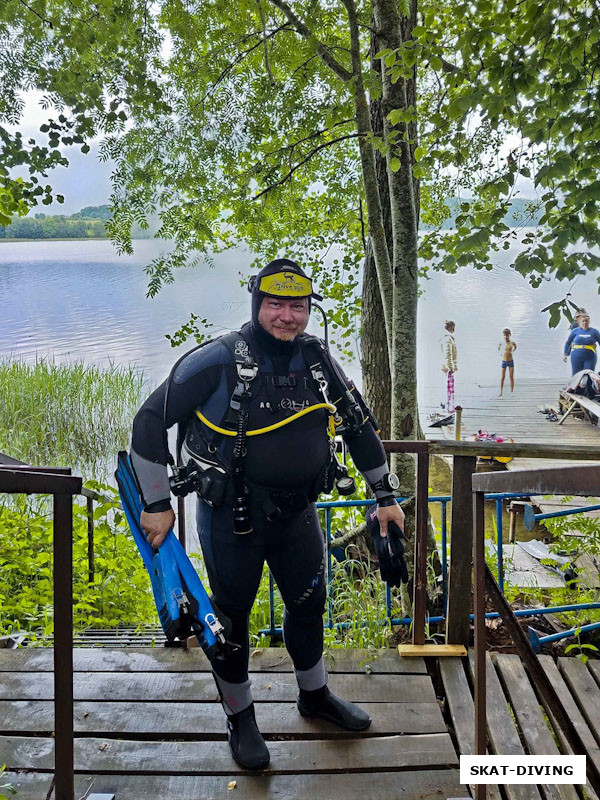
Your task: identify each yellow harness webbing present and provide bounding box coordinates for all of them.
[195,402,336,437]
[572,344,596,351]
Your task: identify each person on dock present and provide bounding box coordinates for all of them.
[129,258,406,770]
[570,307,588,331]
[563,313,600,374]
[441,320,457,412]
[498,328,517,396]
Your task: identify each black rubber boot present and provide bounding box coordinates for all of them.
[226,703,271,770]
[297,685,372,731]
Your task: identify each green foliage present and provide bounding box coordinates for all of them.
[565,638,599,665]
[3,0,600,332]
[416,0,600,309]
[1,0,167,220]
[165,313,216,347]
[324,559,392,649]
[544,505,600,561]
[0,491,157,639]
[0,359,144,479]
[0,763,16,799]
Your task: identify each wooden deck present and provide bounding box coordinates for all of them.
[440,652,600,800]
[423,380,600,587]
[0,647,467,800]
[421,379,600,470]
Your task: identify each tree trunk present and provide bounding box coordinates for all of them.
[372,0,420,494]
[361,35,393,439]
[361,244,392,439]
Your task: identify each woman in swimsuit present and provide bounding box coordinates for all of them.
[498,328,516,396]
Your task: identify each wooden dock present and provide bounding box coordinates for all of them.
[3,646,600,799]
[421,379,600,470]
[0,647,466,800]
[440,651,600,800]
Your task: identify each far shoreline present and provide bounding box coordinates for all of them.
[0,237,151,243]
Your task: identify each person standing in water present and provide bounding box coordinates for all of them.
[441,320,457,412]
[498,328,517,396]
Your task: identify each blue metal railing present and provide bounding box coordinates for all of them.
[524,501,600,530]
[260,491,569,637]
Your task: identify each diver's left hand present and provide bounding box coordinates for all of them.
[376,502,405,538]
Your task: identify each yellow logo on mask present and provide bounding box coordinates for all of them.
[259,271,312,297]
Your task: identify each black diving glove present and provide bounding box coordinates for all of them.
[366,504,409,587]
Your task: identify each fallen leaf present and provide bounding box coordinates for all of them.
[98,743,109,751]
[228,780,237,790]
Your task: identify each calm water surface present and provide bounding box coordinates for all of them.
[0,238,590,401]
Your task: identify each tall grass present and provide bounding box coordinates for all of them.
[0,359,144,478]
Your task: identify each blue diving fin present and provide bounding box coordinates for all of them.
[115,450,233,660]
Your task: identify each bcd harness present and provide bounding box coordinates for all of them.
[166,331,379,531]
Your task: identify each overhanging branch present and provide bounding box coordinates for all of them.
[252,133,362,199]
[266,0,353,82]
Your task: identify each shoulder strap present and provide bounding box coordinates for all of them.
[218,331,260,429]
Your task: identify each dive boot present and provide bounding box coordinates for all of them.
[226,703,270,770]
[297,685,372,731]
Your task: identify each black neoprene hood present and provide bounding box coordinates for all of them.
[249,258,322,325]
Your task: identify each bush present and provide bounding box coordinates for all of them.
[0,486,157,640]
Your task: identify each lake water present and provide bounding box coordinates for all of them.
[0,238,590,404]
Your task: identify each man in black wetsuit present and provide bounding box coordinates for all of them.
[130,258,405,769]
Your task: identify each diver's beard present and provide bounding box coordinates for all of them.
[272,328,297,340]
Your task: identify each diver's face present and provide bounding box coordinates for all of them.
[580,316,591,329]
[258,296,310,341]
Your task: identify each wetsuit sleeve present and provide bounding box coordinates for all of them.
[131,344,226,509]
[329,358,395,503]
[564,330,576,355]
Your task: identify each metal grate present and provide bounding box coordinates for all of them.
[47,625,169,648]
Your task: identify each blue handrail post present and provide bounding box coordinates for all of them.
[441,499,448,612]
[326,507,333,629]
[496,498,504,592]
[385,584,392,622]
[268,570,276,637]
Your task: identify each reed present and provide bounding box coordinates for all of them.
[0,359,144,478]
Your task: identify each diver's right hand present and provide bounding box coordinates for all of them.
[140,509,175,549]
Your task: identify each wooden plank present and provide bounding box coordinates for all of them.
[500,545,567,589]
[1,732,458,773]
[0,700,447,737]
[397,644,466,657]
[0,769,469,800]
[0,647,427,674]
[538,656,600,800]
[558,658,600,748]
[439,658,503,800]
[468,652,543,800]
[0,671,434,703]
[589,660,600,690]
[493,654,578,800]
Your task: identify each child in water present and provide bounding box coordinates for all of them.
[498,328,517,396]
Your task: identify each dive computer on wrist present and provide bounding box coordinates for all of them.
[371,472,400,494]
